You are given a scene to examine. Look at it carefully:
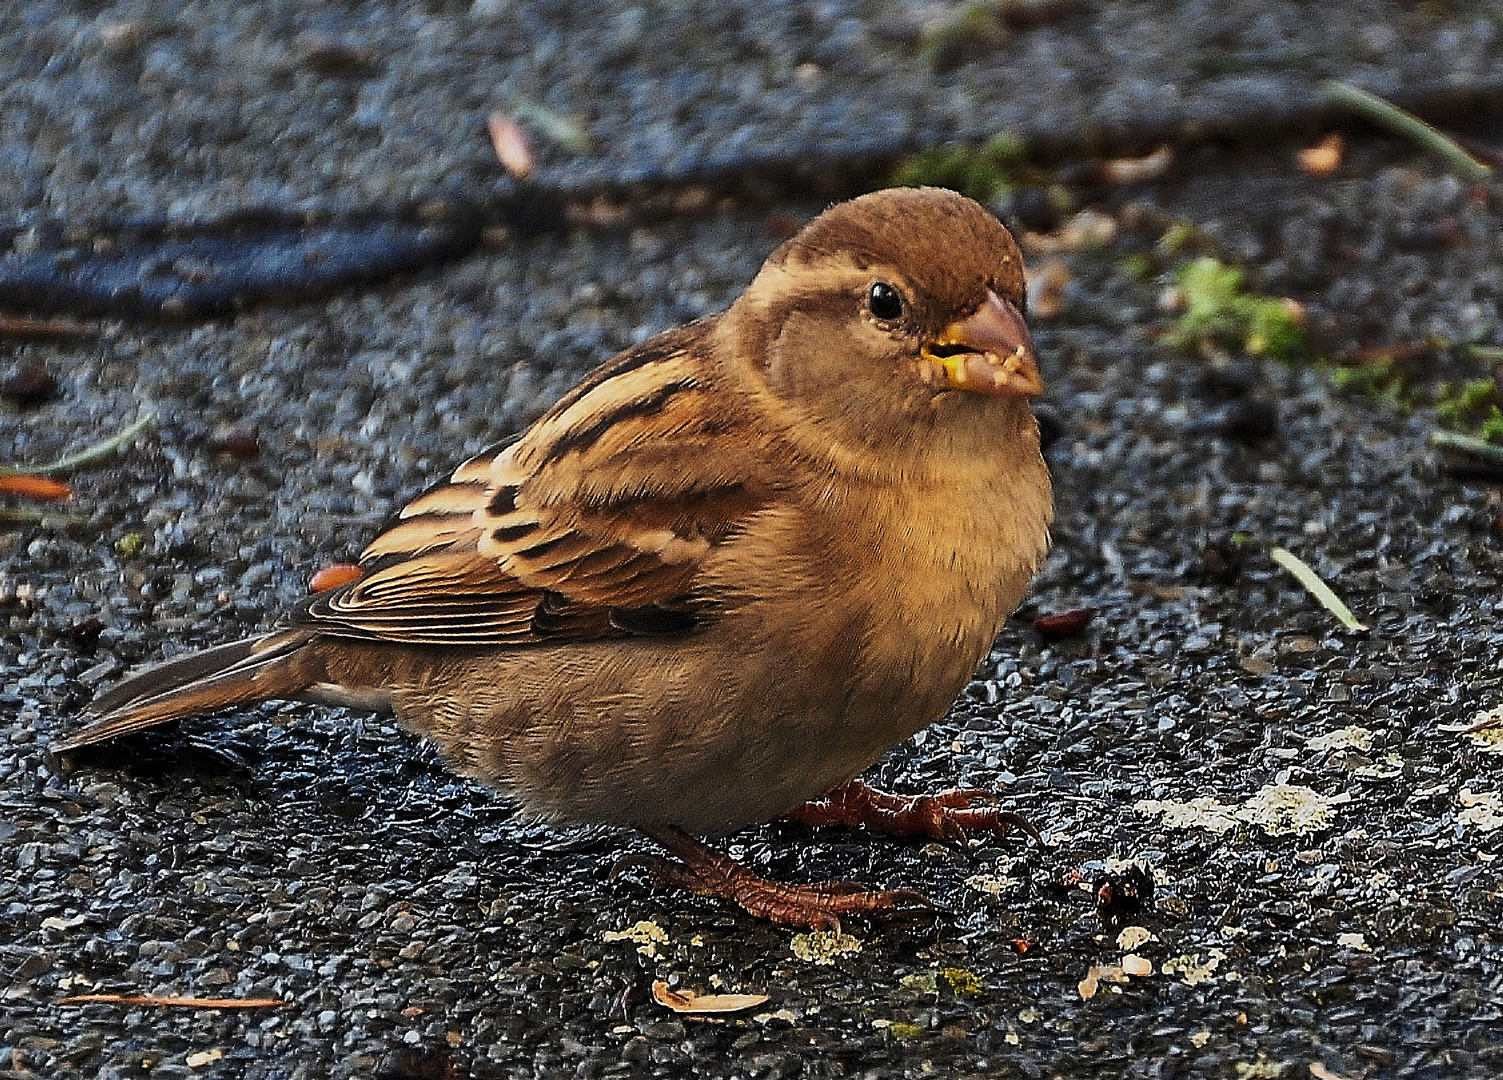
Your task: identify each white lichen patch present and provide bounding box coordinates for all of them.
[1353,753,1403,780]
[1335,932,1370,951]
[602,919,669,957]
[1162,948,1226,986]
[1304,726,1374,753]
[790,930,861,965]
[1470,727,1503,755]
[1240,784,1350,836]
[1465,704,1503,729]
[1133,796,1241,835]
[1458,788,1503,832]
[1234,1060,1284,1080]
[1137,784,1348,837]
[1116,925,1155,951]
[1077,962,1130,999]
[965,871,1022,898]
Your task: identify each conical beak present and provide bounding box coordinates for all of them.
[920,290,1043,398]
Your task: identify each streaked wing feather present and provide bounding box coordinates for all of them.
[293,327,772,647]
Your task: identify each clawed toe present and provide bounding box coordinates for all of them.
[785,779,1040,845]
[629,826,939,931]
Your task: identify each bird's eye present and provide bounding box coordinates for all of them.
[867,282,905,321]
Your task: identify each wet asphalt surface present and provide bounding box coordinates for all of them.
[4,2,1503,1078]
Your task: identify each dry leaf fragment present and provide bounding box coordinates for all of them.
[1308,1062,1355,1080]
[1024,209,1117,254]
[1298,133,1344,177]
[1101,145,1174,184]
[185,1049,224,1068]
[0,475,71,501]
[488,111,535,180]
[1026,259,1070,320]
[651,981,769,1014]
[1121,954,1153,977]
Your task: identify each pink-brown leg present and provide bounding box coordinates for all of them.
[619,825,931,931]
[784,779,1040,844]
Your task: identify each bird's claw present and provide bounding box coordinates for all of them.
[628,827,936,932]
[784,780,1040,845]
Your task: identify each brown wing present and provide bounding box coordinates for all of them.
[295,325,773,646]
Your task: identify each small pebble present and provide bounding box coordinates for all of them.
[2,367,59,406]
[208,426,261,460]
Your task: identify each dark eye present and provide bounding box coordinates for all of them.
[867,282,904,321]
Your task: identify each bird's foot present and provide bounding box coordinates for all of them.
[784,779,1040,844]
[618,825,931,931]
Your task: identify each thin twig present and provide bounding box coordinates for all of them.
[1464,344,1503,363]
[1322,81,1492,182]
[0,412,155,477]
[0,508,89,526]
[1269,547,1369,633]
[0,316,100,341]
[1430,430,1503,465]
[57,993,285,1009]
[0,475,70,500]
[508,94,592,153]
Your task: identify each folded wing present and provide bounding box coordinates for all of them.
[296,327,773,647]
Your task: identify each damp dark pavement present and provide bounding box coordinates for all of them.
[3,2,1503,1078]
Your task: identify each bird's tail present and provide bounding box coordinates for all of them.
[51,629,320,751]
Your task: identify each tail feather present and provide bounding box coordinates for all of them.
[53,630,318,751]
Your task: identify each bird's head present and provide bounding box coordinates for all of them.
[724,186,1041,464]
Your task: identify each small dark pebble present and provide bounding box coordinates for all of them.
[0,578,36,612]
[296,32,382,76]
[2,366,59,406]
[208,426,261,460]
[998,0,1090,32]
[1196,533,1247,584]
[1197,359,1260,401]
[374,1044,463,1080]
[1032,607,1094,639]
[69,616,106,652]
[1093,862,1154,924]
[1004,187,1063,234]
[1196,398,1277,442]
[1439,460,1503,485]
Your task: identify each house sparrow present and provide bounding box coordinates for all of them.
[55,187,1052,929]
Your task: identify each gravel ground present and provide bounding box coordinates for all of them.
[4,3,1503,1078]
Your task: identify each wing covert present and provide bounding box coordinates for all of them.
[295,330,773,646]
